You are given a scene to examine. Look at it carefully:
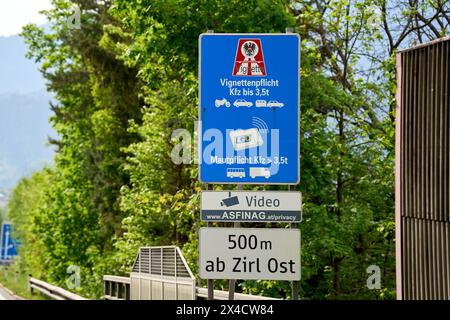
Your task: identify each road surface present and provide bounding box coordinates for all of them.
[0,284,18,300]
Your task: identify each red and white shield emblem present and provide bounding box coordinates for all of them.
[232,39,266,76]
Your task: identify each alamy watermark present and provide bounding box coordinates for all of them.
[67,5,81,30]
[66,265,81,290]
[170,120,281,174]
[366,265,381,290]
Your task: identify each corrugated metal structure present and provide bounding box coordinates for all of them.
[130,246,196,300]
[396,36,450,300]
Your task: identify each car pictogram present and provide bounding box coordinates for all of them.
[267,100,284,108]
[233,99,253,108]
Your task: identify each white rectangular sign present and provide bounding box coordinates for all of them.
[201,191,302,222]
[199,228,300,280]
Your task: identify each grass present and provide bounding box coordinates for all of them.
[0,265,47,300]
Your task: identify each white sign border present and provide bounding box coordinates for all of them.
[199,227,301,281]
[200,190,302,223]
[198,33,301,185]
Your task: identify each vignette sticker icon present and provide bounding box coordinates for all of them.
[229,128,264,151]
[232,39,266,76]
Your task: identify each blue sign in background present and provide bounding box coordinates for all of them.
[1,223,19,260]
[199,34,300,184]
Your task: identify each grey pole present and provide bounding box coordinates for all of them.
[286,26,300,300]
[205,28,215,301]
[207,183,215,300]
[290,184,299,300]
[228,185,243,300]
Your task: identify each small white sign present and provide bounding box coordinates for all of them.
[199,228,300,280]
[201,191,302,222]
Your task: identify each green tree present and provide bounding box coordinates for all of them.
[6,170,52,280]
[0,207,3,228]
[20,0,143,297]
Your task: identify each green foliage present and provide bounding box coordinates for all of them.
[16,0,144,298]
[7,170,51,280]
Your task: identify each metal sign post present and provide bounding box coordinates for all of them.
[228,185,242,301]
[205,29,215,302]
[290,185,299,300]
[206,184,214,300]
[285,27,300,301]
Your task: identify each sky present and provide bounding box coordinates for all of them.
[0,0,53,37]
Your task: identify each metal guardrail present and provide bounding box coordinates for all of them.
[103,246,281,300]
[28,277,87,300]
[103,274,279,300]
[27,275,279,301]
[103,275,130,300]
[196,287,280,300]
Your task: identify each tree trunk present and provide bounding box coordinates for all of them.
[333,110,345,298]
[333,257,341,298]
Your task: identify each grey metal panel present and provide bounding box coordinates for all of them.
[163,282,176,300]
[130,277,140,300]
[140,279,150,300]
[129,246,195,300]
[397,38,450,300]
[177,284,195,300]
[152,281,163,300]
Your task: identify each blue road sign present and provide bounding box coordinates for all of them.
[199,34,300,184]
[1,223,18,260]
